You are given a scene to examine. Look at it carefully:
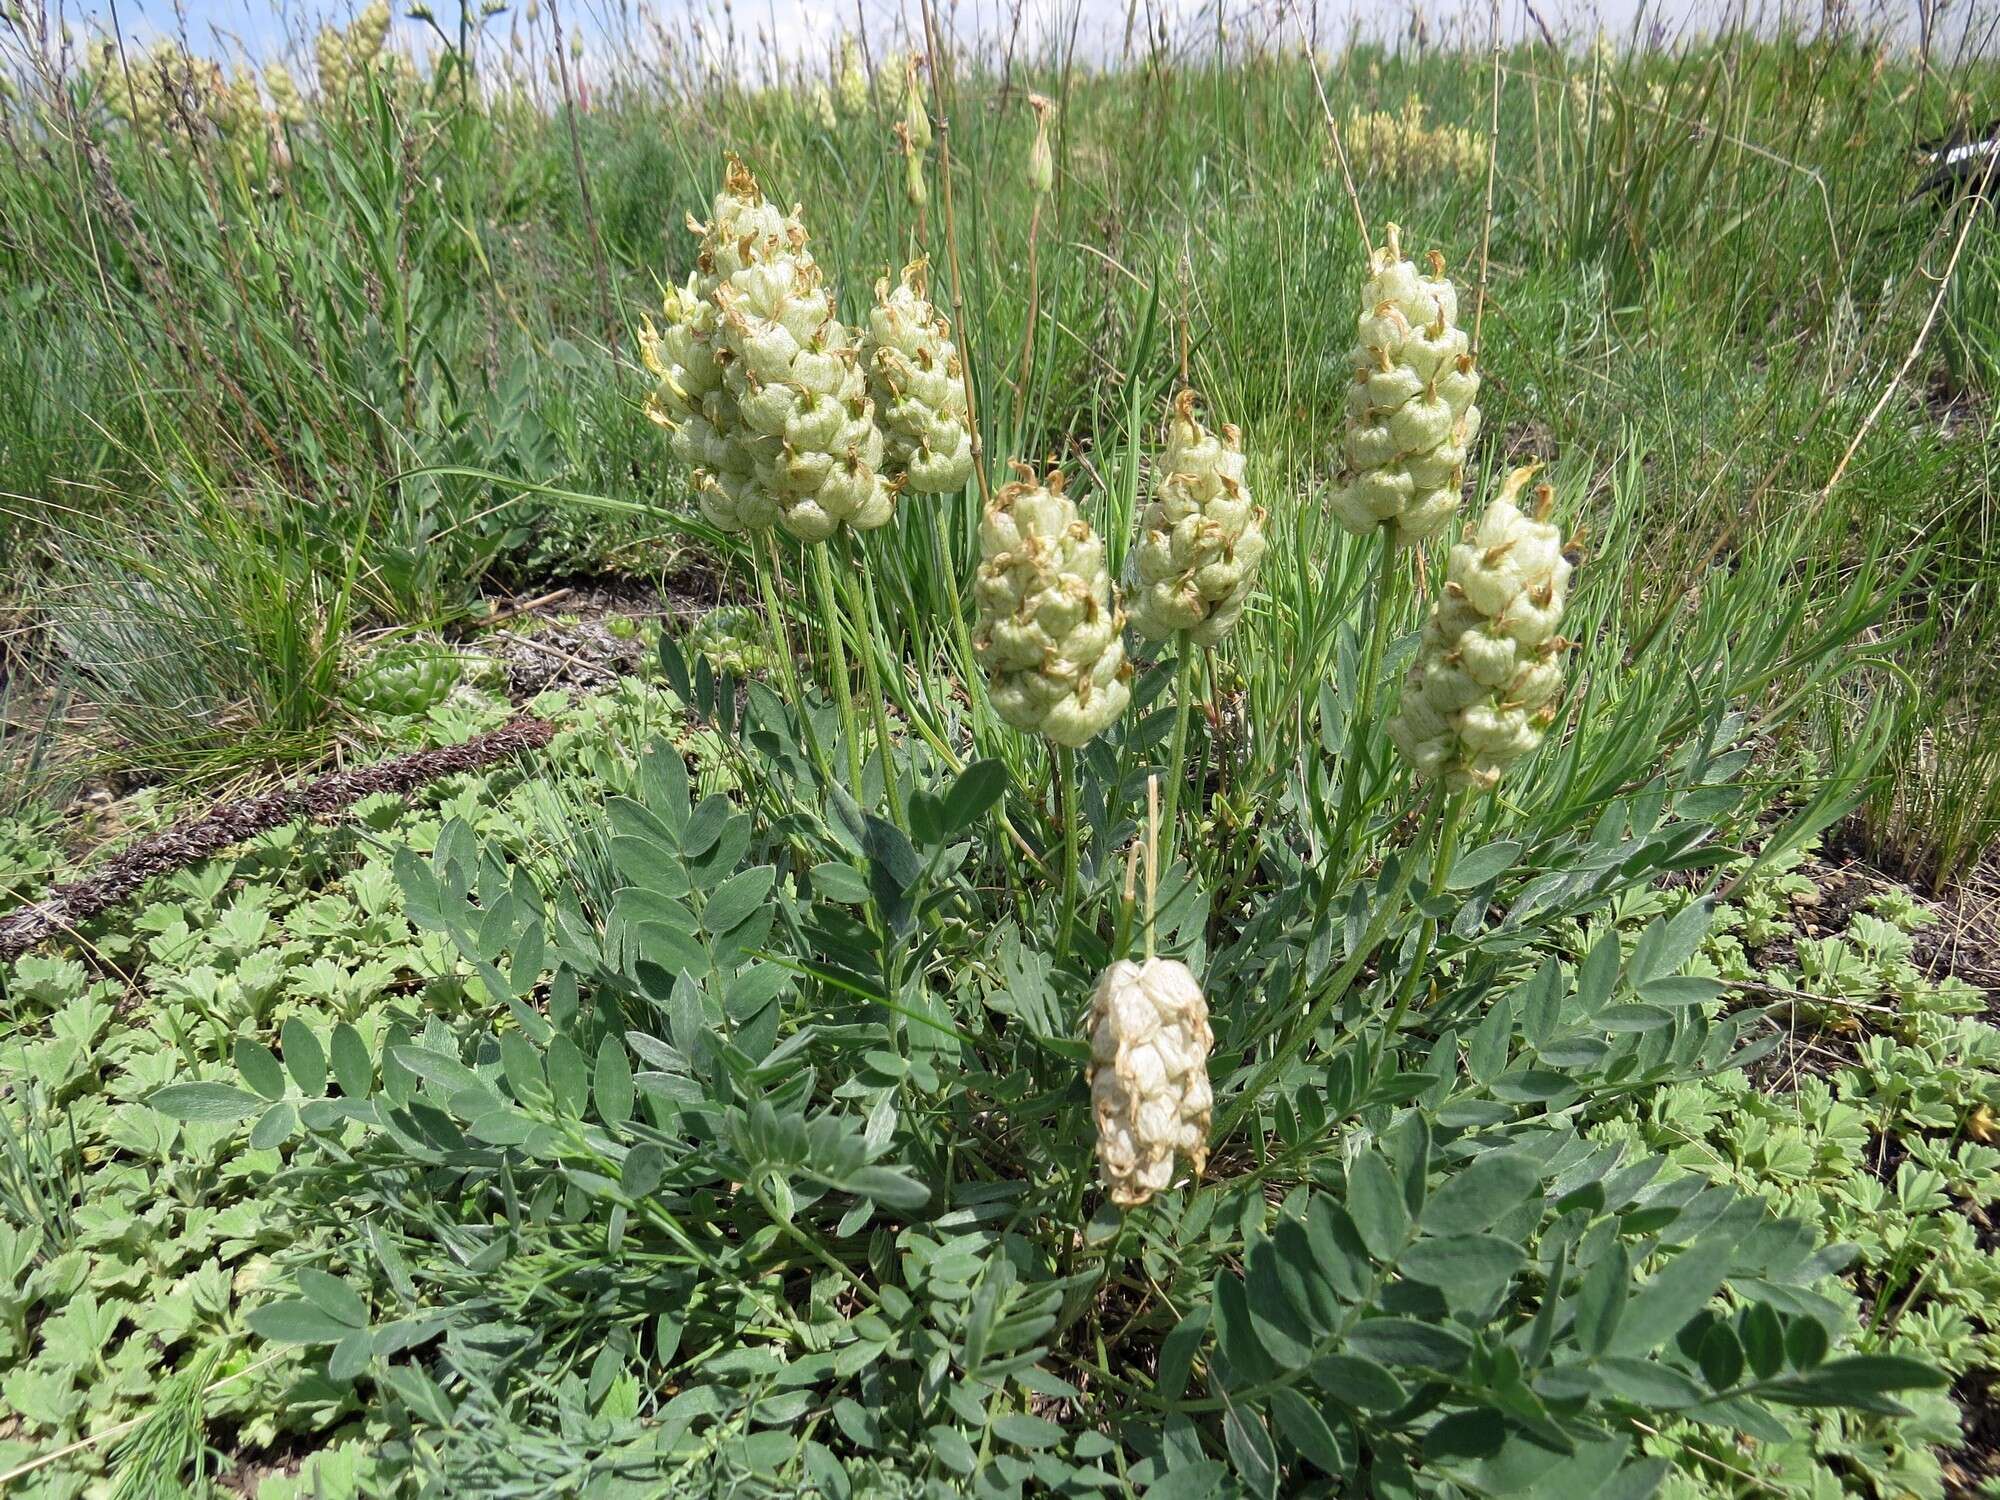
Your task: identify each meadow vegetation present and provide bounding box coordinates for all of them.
[0,2,1997,1495]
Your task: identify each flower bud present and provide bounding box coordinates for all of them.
[1386,467,1574,792]
[1088,958,1213,1209]
[1329,224,1482,544]
[1128,390,1267,647]
[974,466,1131,746]
[1027,94,1055,196]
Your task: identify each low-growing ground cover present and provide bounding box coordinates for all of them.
[2,2,1999,1496]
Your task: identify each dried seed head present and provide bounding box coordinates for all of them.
[1088,958,1213,1209]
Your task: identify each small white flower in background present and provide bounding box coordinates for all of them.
[1329,223,1482,544]
[974,466,1132,748]
[863,260,973,495]
[1386,466,1575,792]
[1128,390,1267,647]
[1088,958,1213,1209]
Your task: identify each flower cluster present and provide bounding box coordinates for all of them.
[1128,390,1267,646]
[973,466,1130,747]
[1386,467,1574,791]
[863,262,974,495]
[643,159,894,542]
[1343,96,1486,181]
[1088,959,1214,1209]
[1329,223,1482,544]
[315,1,391,99]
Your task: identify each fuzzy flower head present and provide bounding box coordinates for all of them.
[1088,958,1213,1209]
[649,158,894,542]
[835,36,868,115]
[863,260,973,495]
[1128,390,1267,647]
[974,465,1131,748]
[1329,223,1482,544]
[1386,467,1575,792]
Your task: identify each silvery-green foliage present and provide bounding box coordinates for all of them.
[1388,467,1574,792]
[972,465,1131,747]
[862,261,973,495]
[1127,390,1267,646]
[1329,223,1483,543]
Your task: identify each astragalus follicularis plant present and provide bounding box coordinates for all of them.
[1088,958,1213,1209]
[641,273,774,534]
[973,466,1131,748]
[1386,466,1574,791]
[862,261,974,495]
[644,159,894,543]
[1329,224,1482,544]
[1128,390,1267,647]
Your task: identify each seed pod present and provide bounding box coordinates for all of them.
[1087,958,1213,1209]
[1128,390,1267,647]
[1329,223,1482,544]
[901,56,931,152]
[1386,467,1574,792]
[973,465,1131,747]
[863,260,973,495]
[900,124,928,207]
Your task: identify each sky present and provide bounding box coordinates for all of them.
[42,0,1999,76]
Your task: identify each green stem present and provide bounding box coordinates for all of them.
[839,533,903,821]
[1213,791,1438,1144]
[1056,746,1081,961]
[1334,522,1403,859]
[756,532,834,788]
[1382,787,1472,1043]
[808,541,866,795]
[1159,644,1198,876]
